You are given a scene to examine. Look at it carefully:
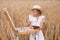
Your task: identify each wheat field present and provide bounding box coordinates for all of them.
[0,0,60,40]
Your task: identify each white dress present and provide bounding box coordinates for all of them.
[29,15,45,40]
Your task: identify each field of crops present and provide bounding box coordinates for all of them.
[0,0,60,40]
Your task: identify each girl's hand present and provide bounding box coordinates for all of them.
[30,26,34,29]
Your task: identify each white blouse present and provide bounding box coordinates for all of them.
[29,15,45,27]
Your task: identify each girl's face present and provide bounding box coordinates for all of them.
[32,9,40,17]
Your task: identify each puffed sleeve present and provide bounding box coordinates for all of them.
[29,15,33,21]
[41,16,45,23]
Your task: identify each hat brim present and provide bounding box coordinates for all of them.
[32,8,40,11]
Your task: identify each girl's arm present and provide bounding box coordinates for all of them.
[26,16,33,29]
[39,18,45,30]
[28,20,34,29]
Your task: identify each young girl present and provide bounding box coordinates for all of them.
[28,5,45,40]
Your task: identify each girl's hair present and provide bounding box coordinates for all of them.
[37,9,42,15]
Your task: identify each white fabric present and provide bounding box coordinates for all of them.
[29,15,45,40]
[29,15,45,26]
[30,30,44,40]
[36,30,44,40]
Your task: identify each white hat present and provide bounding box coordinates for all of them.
[32,5,41,10]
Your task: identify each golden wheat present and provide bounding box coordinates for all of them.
[0,1,60,40]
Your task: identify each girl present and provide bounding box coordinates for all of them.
[28,5,45,40]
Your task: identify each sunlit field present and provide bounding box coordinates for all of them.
[0,0,60,40]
